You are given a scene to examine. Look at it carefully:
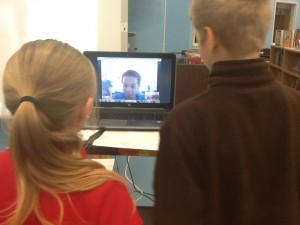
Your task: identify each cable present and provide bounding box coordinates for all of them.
[114,155,120,173]
[125,156,143,202]
[82,128,105,152]
[125,156,155,203]
[126,157,154,197]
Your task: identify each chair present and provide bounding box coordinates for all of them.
[175,64,209,105]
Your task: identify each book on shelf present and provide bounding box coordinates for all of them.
[282,30,294,47]
[295,29,300,50]
[275,29,284,46]
[295,79,300,90]
[294,57,300,73]
[275,50,284,66]
[274,70,282,80]
[293,29,299,47]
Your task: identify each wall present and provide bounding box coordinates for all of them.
[0,0,28,113]
[128,0,165,52]
[99,0,128,51]
[165,1,192,52]
[128,0,191,53]
[0,0,99,114]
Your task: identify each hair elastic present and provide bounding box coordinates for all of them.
[19,96,39,107]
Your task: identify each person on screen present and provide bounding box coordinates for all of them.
[113,70,146,100]
[154,0,300,225]
[0,39,143,225]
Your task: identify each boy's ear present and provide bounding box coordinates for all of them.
[203,26,219,53]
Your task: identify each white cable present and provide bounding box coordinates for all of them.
[125,156,144,202]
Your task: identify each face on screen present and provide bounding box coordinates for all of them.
[122,75,139,100]
[92,55,170,104]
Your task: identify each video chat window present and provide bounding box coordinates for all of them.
[97,57,161,103]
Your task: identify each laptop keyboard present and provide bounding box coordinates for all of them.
[100,111,168,121]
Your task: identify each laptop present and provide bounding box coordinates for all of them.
[83,51,176,130]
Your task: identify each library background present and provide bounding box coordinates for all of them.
[266,1,300,90]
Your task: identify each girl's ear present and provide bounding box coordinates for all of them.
[84,97,94,118]
[79,97,94,120]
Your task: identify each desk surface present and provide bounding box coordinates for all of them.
[82,129,159,157]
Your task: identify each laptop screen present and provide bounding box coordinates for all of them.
[83,51,176,109]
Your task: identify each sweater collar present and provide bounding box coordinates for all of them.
[208,58,275,89]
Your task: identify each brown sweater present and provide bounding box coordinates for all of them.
[154,58,300,225]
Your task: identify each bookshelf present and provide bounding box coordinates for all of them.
[269,45,300,90]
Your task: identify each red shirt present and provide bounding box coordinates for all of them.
[0,150,143,225]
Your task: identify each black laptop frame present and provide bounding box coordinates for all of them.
[83,51,176,110]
